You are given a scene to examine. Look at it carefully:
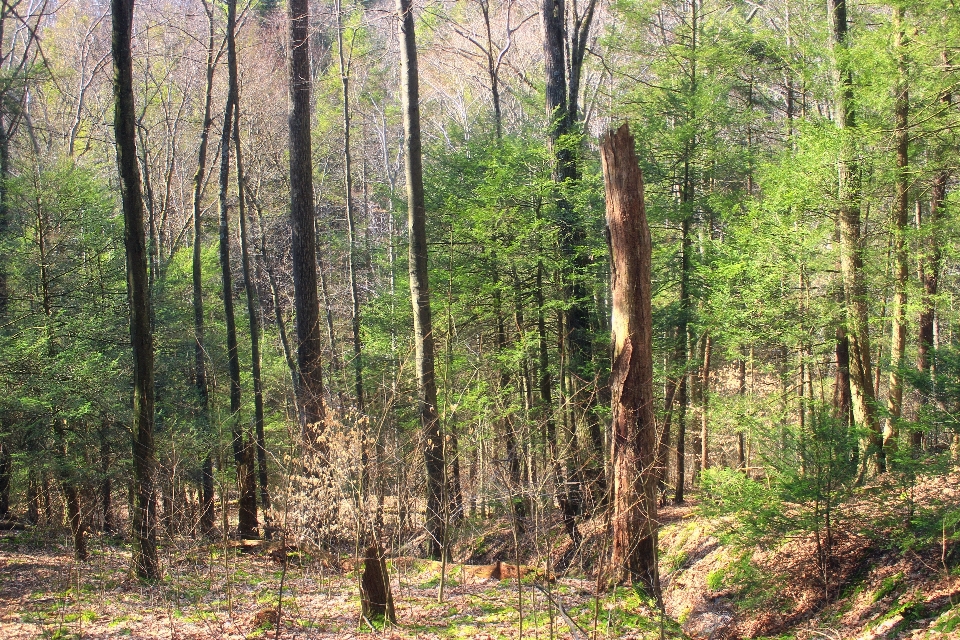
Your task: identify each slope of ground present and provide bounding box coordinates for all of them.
[2,470,958,639]
[655,470,960,640]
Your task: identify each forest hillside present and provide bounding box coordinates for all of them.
[0,0,958,636]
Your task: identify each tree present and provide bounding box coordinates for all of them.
[112,0,158,580]
[217,0,258,538]
[602,123,661,600]
[288,0,327,447]
[191,0,219,536]
[830,0,884,472]
[397,0,446,560]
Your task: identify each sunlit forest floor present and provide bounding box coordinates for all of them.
[3,474,960,640]
[0,532,676,639]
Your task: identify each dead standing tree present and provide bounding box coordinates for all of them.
[601,123,661,600]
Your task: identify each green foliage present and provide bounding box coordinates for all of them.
[873,572,903,602]
[703,551,787,612]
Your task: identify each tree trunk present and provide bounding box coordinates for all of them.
[674,214,691,504]
[700,334,711,472]
[100,432,113,533]
[218,0,258,538]
[63,483,88,561]
[495,272,526,532]
[602,123,661,600]
[112,0,158,580]
[397,0,445,560]
[336,0,366,420]
[235,98,269,534]
[289,0,327,449]
[885,7,909,449]
[192,0,217,537]
[360,538,396,622]
[737,357,746,470]
[0,443,9,520]
[915,56,949,450]
[831,0,884,472]
[656,355,678,500]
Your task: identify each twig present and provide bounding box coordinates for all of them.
[534,583,588,640]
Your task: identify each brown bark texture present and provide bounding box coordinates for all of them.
[397,0,445,560]
[360,542,396,623]
[830,0,884,472]
[601,123,661,600]
[289,0,327,447]
[112,0,158,580]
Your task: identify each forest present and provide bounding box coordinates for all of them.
[0,0,958,636]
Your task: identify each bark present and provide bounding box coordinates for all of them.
[63,483,88,561]
[541,0,604,473]
[192,0,217,537]
[397,0,445,560]
[737,357,746,470]
[700,334,711,472]
[885,7,908,448]
[656,357,678,499]
[915,57,949,449]
[495,272,526,531]
[674,214,691,504]
[289,0,327,447]
[234,100,270,531]
[830,0,884,472]
[249,189,300,415]
[112,0,158,580]
[537,261,581,556]
[218,0,258,537]
[0,444,9,519]
[602,124,661,600]
[336,2,365,418]
[100,433,113,533]
[360,540,396,622]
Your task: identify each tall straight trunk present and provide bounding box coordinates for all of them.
[218,0,257,537]
[443,241,464,521]
[234,98,270,530]
[603,124,661,600]
[100,430,113,533]
[0,444,9,519]
[192,0,217,537]
[831,0,884,472]
[112,0,158,579]
[397,0,445,560]
[674,215,691,504]
[63,482,87,561]
[737,357,746,469]
[0,118,8,520]
[691,334,704,477]
[656,351,678,498]
[336,1,365,417]
[915,57,949,449]
[250,191,301,420]
[289,0,327,446]
[541,0,604,473]
[537,262,580,552]
[885,7,909,447]
[700,334,711,471]
[495,272,526,531]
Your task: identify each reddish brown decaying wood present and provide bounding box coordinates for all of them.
[601,123,661,600]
